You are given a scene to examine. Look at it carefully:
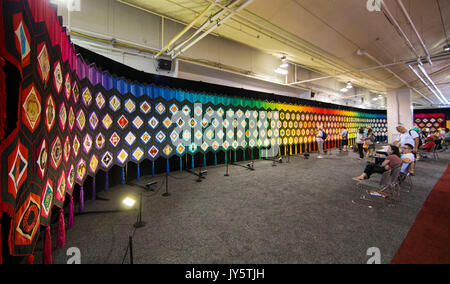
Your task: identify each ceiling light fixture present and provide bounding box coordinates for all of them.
[275,56,289,75]
[417,64,449,104]
[346,82,353,89]
[444,44,450,52]
[275,68,288,75]
[408,65,446,105]
[340,88,348,93]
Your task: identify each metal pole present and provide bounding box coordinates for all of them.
[129,236,133,264]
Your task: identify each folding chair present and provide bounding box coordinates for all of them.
[431,144,439,160]
[352,169,391,208]
[352,164,402,208]
[399,163,414,193]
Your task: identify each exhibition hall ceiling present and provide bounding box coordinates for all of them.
[118,0,449,106]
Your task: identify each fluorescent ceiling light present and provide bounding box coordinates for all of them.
[408,65,446,105]
[340,88,348,93]
[280,63,288,68]
[417,65,449,104]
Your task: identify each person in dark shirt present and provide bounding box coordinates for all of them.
[340,126,349,152]
[352,145,402,181]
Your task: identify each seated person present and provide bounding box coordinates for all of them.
[352,145,402,181]
[420,137,435,152]
[445,128,450,140]
[444,128,450,149]
[430,131,442,150]
[400,144,416,175]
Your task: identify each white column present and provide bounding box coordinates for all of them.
[386,87,413,143]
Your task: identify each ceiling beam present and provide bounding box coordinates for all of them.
[154,1,218,58]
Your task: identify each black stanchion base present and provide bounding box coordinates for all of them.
[162,192,171,197]
[134,221,146,228]
[187,169,208,181]
[231,161,255,171]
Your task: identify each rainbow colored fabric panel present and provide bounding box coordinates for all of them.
[0,0,387,257]
[414,113,445,133]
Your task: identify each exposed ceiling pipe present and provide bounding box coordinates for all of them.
[364,52,435,105]
[380,1,420,58]
[288,59,407,85]
[378,1,439,105]
[408,65,446,104]
[170,0,241,57]
[395,0,432,63]
[172,0,254,59]
[405,52,450,65]
[154,1,218,58]
[202,0,363,77]
[417,64,448,104]
[177,58,311,94]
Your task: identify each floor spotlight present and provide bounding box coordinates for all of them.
[122,194,145,228]
[122,197,136,208]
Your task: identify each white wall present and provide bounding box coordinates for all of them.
[55,0,382,108]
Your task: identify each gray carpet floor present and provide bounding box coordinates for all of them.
[38,148,450,264]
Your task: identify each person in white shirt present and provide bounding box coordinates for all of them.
[400,143,416,174]
[393,125,417,148]
[394,125,419,175]
[317,126,325,159]
[317,126,325,158]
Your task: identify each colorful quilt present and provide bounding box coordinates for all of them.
[414,113,446,133]
[0,0,388,258]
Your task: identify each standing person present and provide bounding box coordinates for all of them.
[317,126,325,159]
[365,128,376,161]
[393,125,419,175]
[340,126,349,152]
[356,127,365,160]
[393,125,417,148]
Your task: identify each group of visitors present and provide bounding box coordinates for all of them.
[421,127,449,152]
[353,127,376,161]
[351,123,447,182]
